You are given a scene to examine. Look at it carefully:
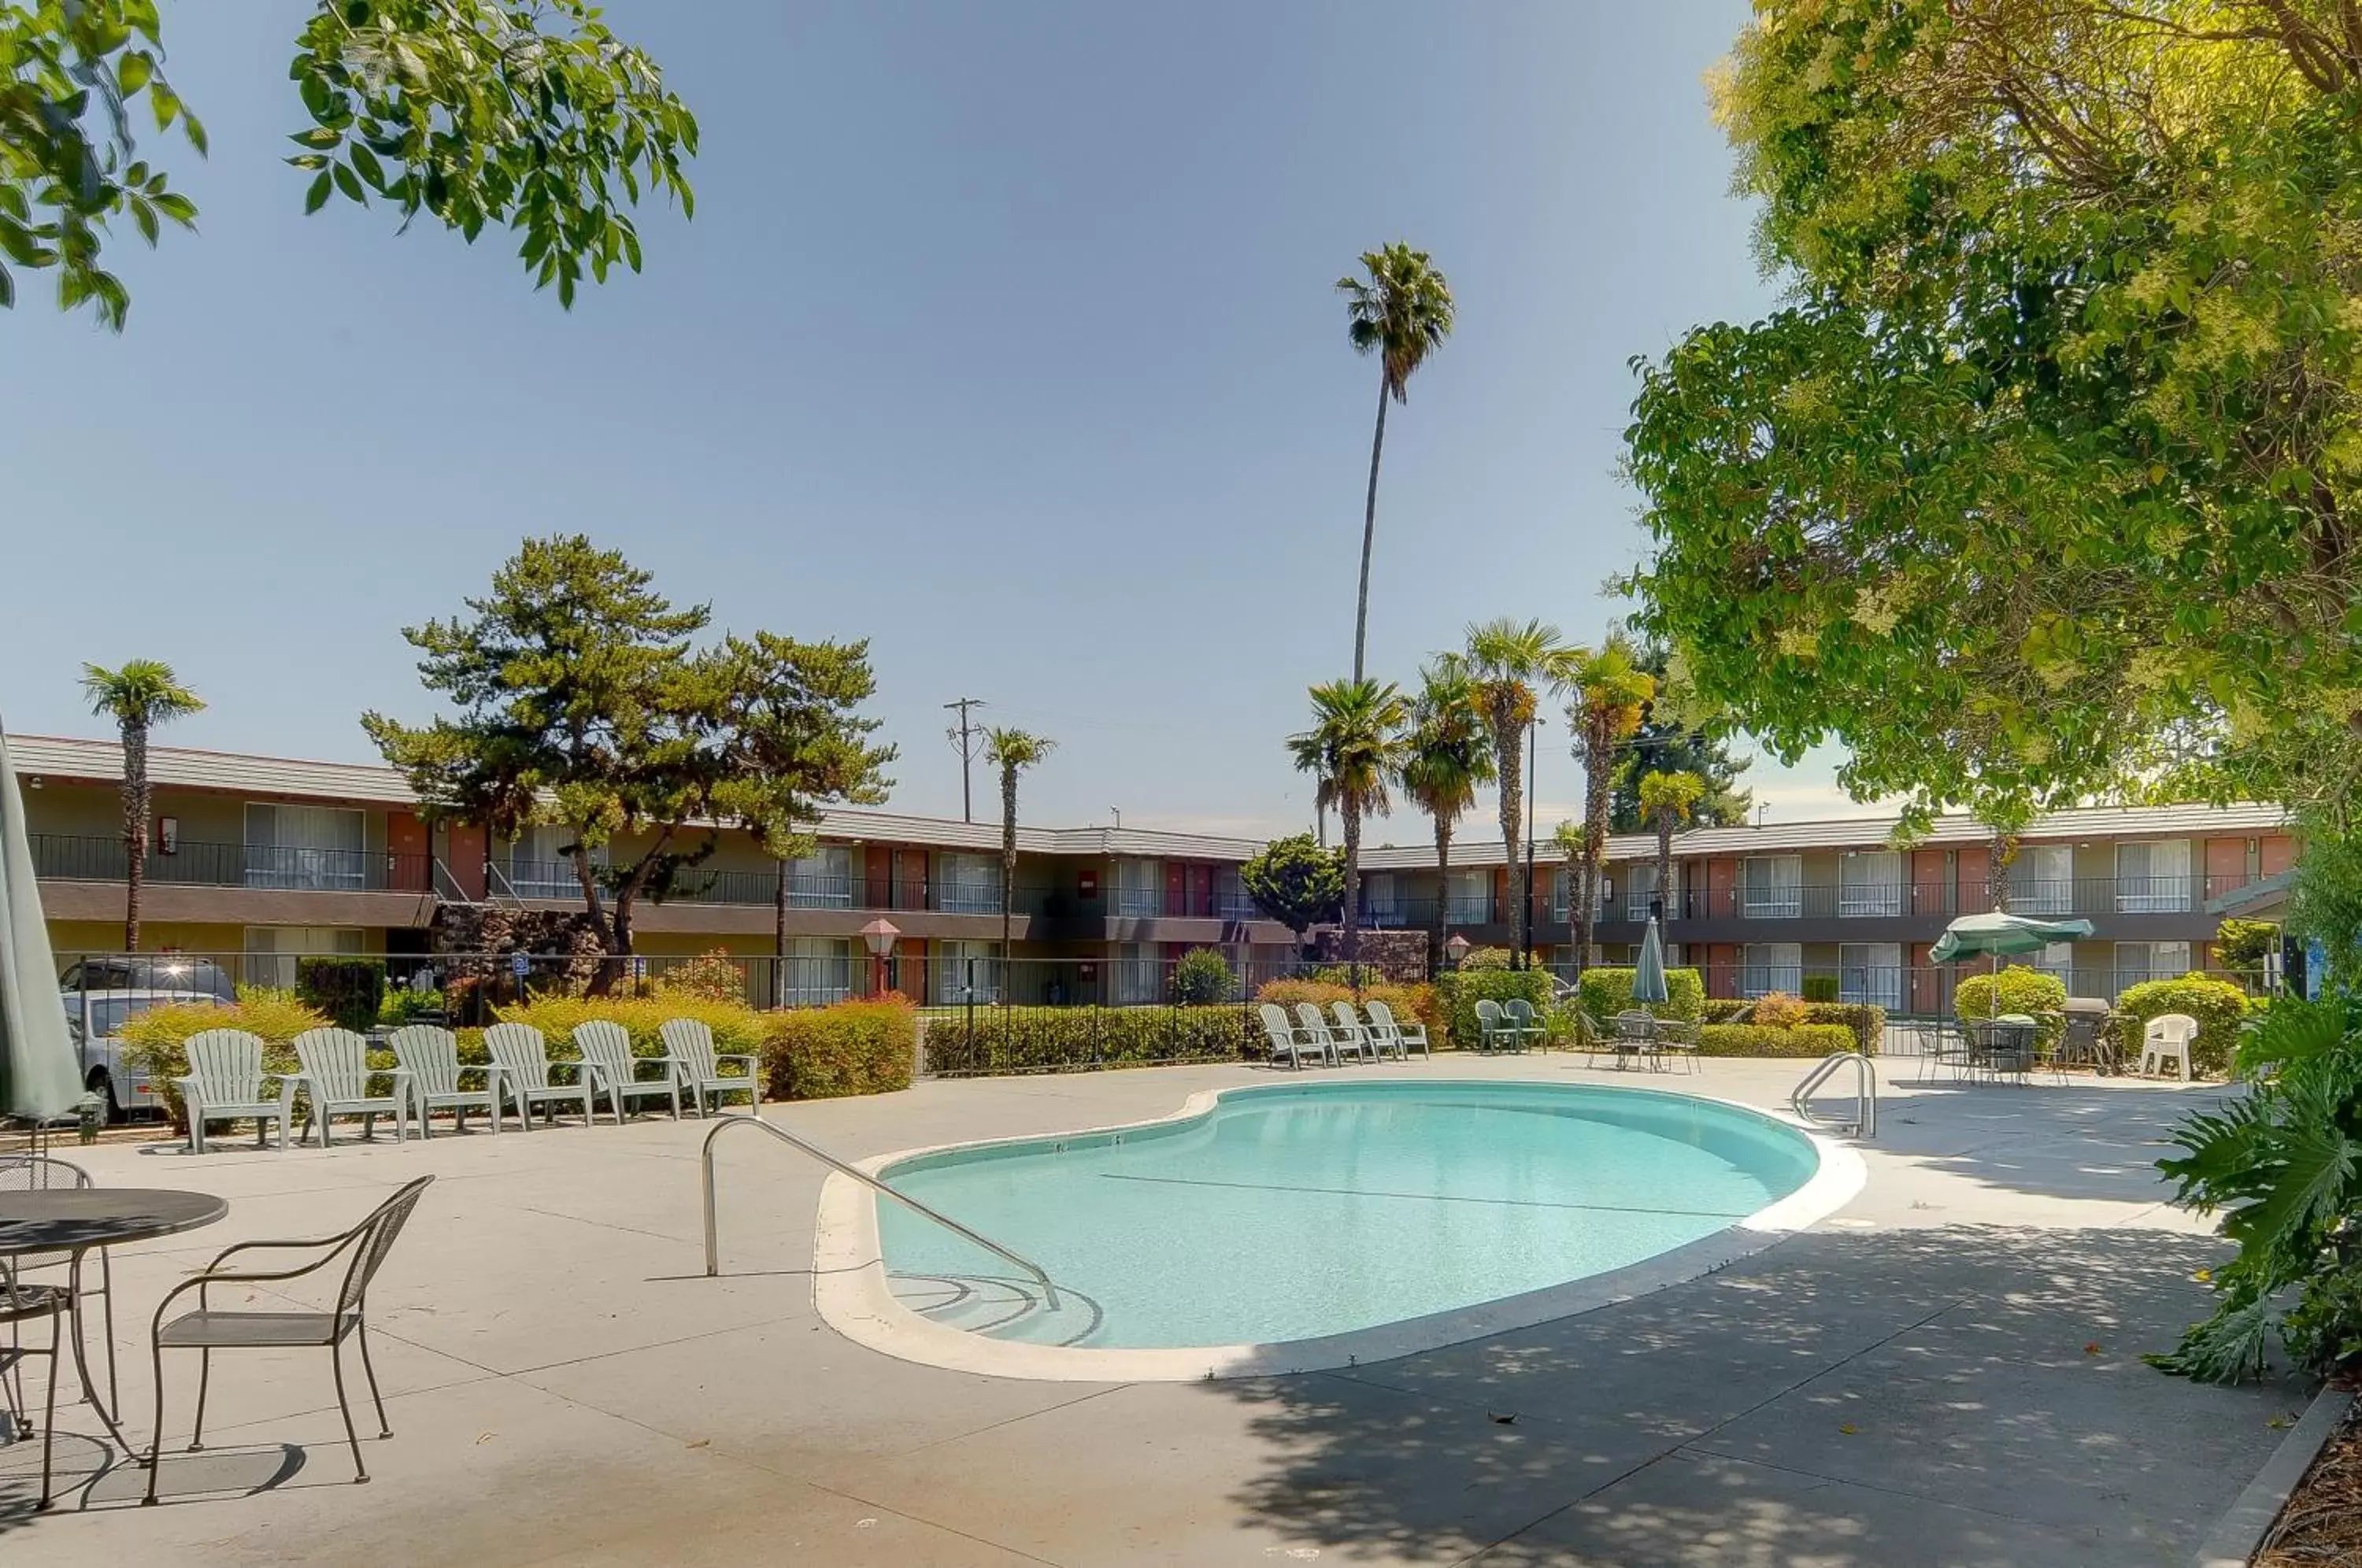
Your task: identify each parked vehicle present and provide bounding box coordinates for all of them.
[60,956,235,1119]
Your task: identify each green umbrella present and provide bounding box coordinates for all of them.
[1,717,81,1122]
[1929,911,2094,963]
[1631,915,1670,1008]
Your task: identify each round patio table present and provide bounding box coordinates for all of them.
[0,1187,228,1459]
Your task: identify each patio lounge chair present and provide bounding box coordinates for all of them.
[1503,998,1546,1052]
[144,1176,435,1502]
[2140,1013,2200,1081]
[483,1023,596,1129]
[179,1030,295,1154]
[1330,1000,1393,1060]
[1295,1003,1369,1064]
[1364,1000,1429,1058]
[573,1020,681,1124]
[389,1025,505,1137]
[1473,998,1507,1052]
[659,1018,762,1116]
[1258,1004,1329,1070]
[293,1028,413,1147]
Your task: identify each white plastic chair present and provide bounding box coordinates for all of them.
[1332,1000,1397,1061]
[293,1028,413,1147]
[1365,1000,1429,1058]
[2140,1012,2201,1081]
[483,1023,596,1128]
[573,1020,681,1124]
[390,1025,505,1137]
[1257,1004,1329,1070]
[178,1030,294,1154]
[658,1019,761,1115]
[1295,1004,1369,1063]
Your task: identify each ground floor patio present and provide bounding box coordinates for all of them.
[0,1056,2313,1566]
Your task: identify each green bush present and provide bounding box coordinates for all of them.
[1254,979,1442,1041]
[1697,1023,1857,1058]
[1576,967,1705,1024]
[295,956,386,1033]
[1171,947,1238,1006]
[1432,967,1552,1050]
[117,990,335,1129]
[762,999,916,1099]
[924,1006,1246,1075]
[494,994,767,1066]
[1697,996,1884,1050]
[1702,997,1751,1023]
[1457,946,1516,972]
[1955,965,2069,1052]
[2113,972,2254,1077]
[377,986,446,1026]
[1801,974,1841,1002]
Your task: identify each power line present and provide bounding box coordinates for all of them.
[943,697,987,823]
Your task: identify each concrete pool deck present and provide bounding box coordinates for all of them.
[0,1056,2316,1566]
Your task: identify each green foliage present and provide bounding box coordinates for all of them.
[2153,996,2362,1383]
[713,633,896,870]
[377,986,445,1026]
[1751,992,1809,1030]
[116,990,332,1125]
[1576,967,1705,1024]
[1170,947,1237,1007]
[761,999,915,1100]
[1433,967,1551,1051]
[1610,641,1752,830]
[294,956,386,1033]
[1796,1002,1886,1055]
[1801,974,1840,1004]
[80,659,204,729]
[2213,919,2279,980]
[1464,618,1579,959]
[1253,978,1440,1040]
[1955,966,2069,1051]
[2292,813,2362,989]
[1287,679,1409,953]
[1338,242,1454,404]
[655,950,754,1006]
[494,993,765,1063]
[924,1006,1246,1076]
[1698,1023,1857,1058]
[1241,834,1343,938]
[1457,945,1515,972]
[2113,973,2256,1078]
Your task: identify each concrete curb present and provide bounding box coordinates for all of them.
[2192,1385,2354,1568]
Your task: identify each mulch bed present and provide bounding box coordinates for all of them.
[2256,1386,2362,1567]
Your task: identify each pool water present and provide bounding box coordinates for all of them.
[875,1080,1820,1351]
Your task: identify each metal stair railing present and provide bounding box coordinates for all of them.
[1790,1050,1878,1140]
[700,1115,1062,1311]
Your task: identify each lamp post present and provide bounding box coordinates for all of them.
[1446,932,1472,972]
[859,917,900,998]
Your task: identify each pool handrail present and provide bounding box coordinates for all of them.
[700,1113,1064,1311]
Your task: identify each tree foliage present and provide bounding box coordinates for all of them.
[1287,679,1408,963]
[80,656,204,953]
[982,727,1053,970]
[1398,655,1495,974]
[1564,638,1655,972]
[1608,641,1753,831]
[1625,0,2362,829]
[1463,618,1577,967]
[1242,833,1344,941]
[3,0,695,327]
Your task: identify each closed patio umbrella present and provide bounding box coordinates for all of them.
[0,716,81,1124]
[1931,911,2095,1021]
[1631,915,1671,1009]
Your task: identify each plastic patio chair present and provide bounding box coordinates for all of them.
[1257,1004,1329,1070]
[658,1018,761,1116]
[572,1020,681,1124]
[483,1023,596,1129]
[1294,1004,1368,1064]
[178,1030,295,1154]
[1329,1001,1391,1061]
[1364,1000,1429,1059]
[293,1029,413,1148]
[2140,1013,2201,1081]
[143,1175,435,1502]
[1498,998,1543,1053]
[389,1025,506,1137]
[1473,998,1506,1053]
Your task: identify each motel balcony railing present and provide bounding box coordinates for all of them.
[31,833,433,894]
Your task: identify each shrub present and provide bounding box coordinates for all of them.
[1171,948,1238,1006]
[118,991,334,1127]
[494,993,767,1067]
[2113,972,2254,1077]
[295,956,386,1033]
[1801,974,1841,1003]
[762,997,916,1099]
[378,986,446,1027]
[658,949,753,1005]
[1254,979,1441,1041]
[1577,967,1705,1024]
[1457,945,1516,972]
[1697,1023,1857,1058]
[1955,965,2068,1052]
[1798,1001,1886,1054]
[1703,997,1751,1023]
[1751,991,1809,1029]
[925,1006,1246,1075]
[1431,967,1551,1050]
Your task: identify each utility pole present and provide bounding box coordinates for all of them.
[944,697,987,823]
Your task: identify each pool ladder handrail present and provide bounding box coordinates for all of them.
[700,1113,1064,1311]
[1790,1051,1877,1140]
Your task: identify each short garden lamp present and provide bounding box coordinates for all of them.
[1445,933,1471,971]
[859,918,900,996]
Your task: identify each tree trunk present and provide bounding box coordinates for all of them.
[1000,764,1018,993]
[1352,369,1390,684]
[120,717,146,952]
[1656,814,1675,926]
[1494,699,1523,970]
[774,856,790,1008]
[1988,832,2019,915]
[1341,796,1362,967]
[1576,746,1614,979]
[1429,815,1453,978]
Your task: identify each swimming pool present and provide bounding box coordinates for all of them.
[819,1079,1853,1378]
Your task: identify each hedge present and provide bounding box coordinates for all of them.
[1698,1023,1857,1058]
[762,998,916,1099]
[1955,967,2070,1052]
[117,989,335,1127]
[1577,967,1705,1024]
[494,994,766,1063]
[924,1005,1248,1075]
[1698,996,1885,1052]
[296,957,386,1033]
[1432,968,1553,1051]
[2112,973,2254,1077]
[1254,979,1441,1041]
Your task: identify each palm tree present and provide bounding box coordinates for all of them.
[1397,656,1495,977]
[80,660,205,954]
[1338,244,1455,682]
[982,727,1054,991]
[1636,769,1707,926]
[1463,619,1575,969]
[1565,639,1656,977]
[1287,679,1409,967]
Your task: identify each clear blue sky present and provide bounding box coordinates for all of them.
[2,1,1871,838]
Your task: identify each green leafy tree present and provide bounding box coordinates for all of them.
[711,634,898,1008]
[80,658,204,952]
[4,0,696,327]
[1564,639,1655,974]
[1397,655,1496,975]
[2213,919,2279,983]
[982,728,1053,978]
[1636,769,1706,927]
[1464,618,1577,968]
[1609,641,1751,831]
[1241,834,1344,943]
[1338,242,1454,681]
[1287,679,1409,966]
[1170,946,1235,1007]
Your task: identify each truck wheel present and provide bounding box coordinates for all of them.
[86,1067,127,1123]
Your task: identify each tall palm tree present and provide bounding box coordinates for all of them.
[1566,639,1656,978]
[1287,679,1409,967]
[1338,243,1455,682]
[1637,769,1707,926]
[80,660,205,953]
[982,727,1054,992]
[1397,656,1495,977]
[1463,619,1575,969]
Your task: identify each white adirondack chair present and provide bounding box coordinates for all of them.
[483,1023,596,1128]
[1258,1004,1329,1070]
[177,1030,294,1154]
[390,1025,505,1137]
[572,1020,680,1124]
[657,1018,761,1116]
[1365,1000,1430,1058]
[1294,1004,1368,1063]
[293,1028,413,1147]
[1330,1000,1391,1060]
